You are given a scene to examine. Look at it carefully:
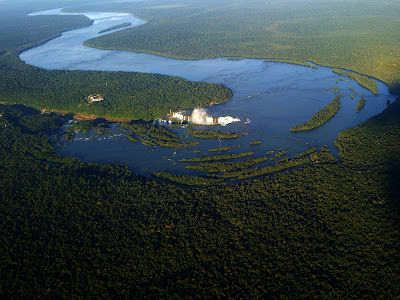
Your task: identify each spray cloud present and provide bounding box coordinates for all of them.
[190,108,213,125]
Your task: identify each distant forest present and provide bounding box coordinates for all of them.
[0,4,232,120]
[72,0,400,95]
[0,0,400,298]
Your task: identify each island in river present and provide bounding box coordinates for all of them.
[1,0,400,298]
[19,8,396,178]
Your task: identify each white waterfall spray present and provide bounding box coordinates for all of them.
[173,108,241,126]
[190,108,213,125]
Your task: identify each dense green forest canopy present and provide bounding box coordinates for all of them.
[0,62,232,120]
[0,0,102,46]
[0,14,92,53]
[0,0,400,298]
[69,0,400,94]
[0,98,399,298]
[0,1,232,120]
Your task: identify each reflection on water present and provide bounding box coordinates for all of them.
[21,9,396,177]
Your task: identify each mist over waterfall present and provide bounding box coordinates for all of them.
[190,108,241,126]
[172,108,241,126]
[191,108,212,125]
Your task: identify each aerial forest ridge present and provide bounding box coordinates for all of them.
[0,0,399,298]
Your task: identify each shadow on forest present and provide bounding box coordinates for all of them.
[383,97,400,222]
[10,104,40,115]
[386,158,400,220]
[389,83,400,98]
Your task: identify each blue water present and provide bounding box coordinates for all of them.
[20,9,396,177]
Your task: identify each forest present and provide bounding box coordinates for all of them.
[356,97,367,113]
[332,68,379,95]
[121,122,198,148]
[1,97,400,299]
[186,127,241,139]
[0,57,232,120]
[0,2,232,121]
[0,0,400,298]
[290,96,341,132]
[69,0,400,95]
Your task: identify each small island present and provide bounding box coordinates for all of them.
[332,68,378,95]
[356,97,367,112]
[290,96,341,132]
[99,22,131,34]
[264,58,317,68]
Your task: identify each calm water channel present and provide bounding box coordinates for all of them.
[20,9,396,177]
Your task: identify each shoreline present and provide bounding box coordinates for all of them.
[30,8,398,96]
[74,9,398,96]
[15,8,396,127]
[41,108,138,123]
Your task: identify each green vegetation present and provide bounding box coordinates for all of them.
[217,156,311,179]
[264,58,317,68]
[293,147,317,158]
[180,151,254,162]
[249,140,261,145]
[71,0,400,94]
[0,61,232,120]
[186,128,240,139]
[70,118,108,134]
[0,13,93,53]
[333,68,379,95]
[227,57,245,61]
[153,172,226,186]
[274,150,288,158]
[209,146,229,152]
[213,149,337,179]
[1,98,400,298]
[185,156,269,173]
[270,150,288,161]
[181,148,333,181]
[1,1,400,298]
[98,22,131,34]
[356,97,367,112]
[121,122,198,148]
[291,96,341,132]
[125,133,138,142]
[0,4,232,121]
[332,87,339,94]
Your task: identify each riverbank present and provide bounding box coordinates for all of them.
[72,1,400,96]
[50,109,132,122]
[17,8,396,163]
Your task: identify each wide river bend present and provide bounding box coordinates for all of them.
[20,9,396,177]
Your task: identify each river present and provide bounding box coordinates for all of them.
[20,8,395,178]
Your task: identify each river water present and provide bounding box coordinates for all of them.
[20,9,395,177]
